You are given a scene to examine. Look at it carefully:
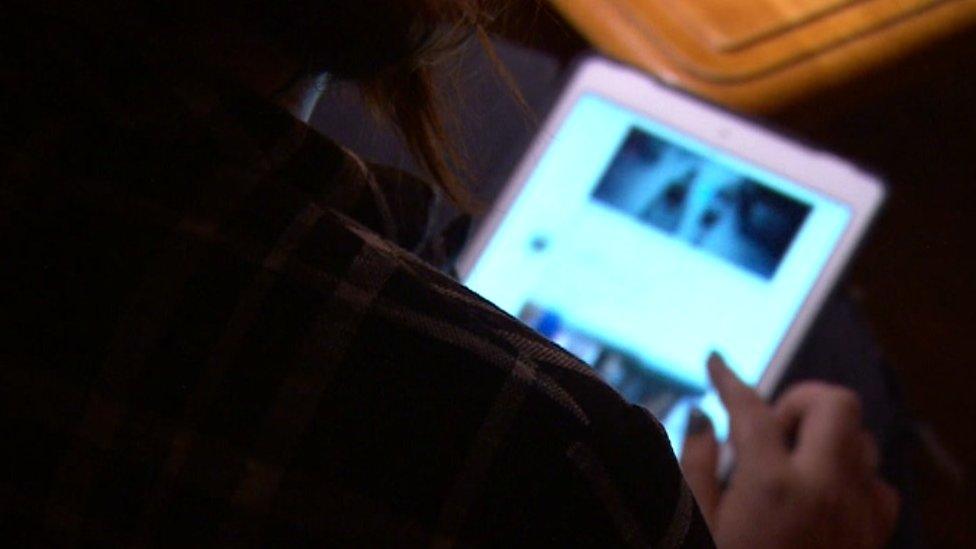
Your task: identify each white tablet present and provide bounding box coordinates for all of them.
[457,56,884,456]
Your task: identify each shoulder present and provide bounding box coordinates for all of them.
[269,206,708,546]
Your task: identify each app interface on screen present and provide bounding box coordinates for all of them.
[464,94,851,454]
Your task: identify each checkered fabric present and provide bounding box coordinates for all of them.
[0,12,713,547]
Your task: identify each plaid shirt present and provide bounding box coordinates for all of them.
[1,14,713,547]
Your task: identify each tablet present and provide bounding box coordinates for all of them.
[457,56,884,456]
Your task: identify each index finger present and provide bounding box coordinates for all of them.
[707,353,786,463]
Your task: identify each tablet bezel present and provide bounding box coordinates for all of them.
[456,55,885,401]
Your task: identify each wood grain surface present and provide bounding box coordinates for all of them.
[549,0,976,111]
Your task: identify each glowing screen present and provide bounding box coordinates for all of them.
[464,94,850,453]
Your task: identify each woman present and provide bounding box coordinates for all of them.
[1,1,896,545]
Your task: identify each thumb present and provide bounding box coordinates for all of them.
[681,408,720,527]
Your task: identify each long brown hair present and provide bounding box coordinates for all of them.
[294,1,524,212]
[346,0,524,212]
[236,0,524,210]
[354,1,508,211]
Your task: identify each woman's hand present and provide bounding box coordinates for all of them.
[681,354,899,548]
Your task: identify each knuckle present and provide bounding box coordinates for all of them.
[786,381,831,401]
[797,380,833,394]
[830,388,862,419]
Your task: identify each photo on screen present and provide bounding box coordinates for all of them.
[593,128,812,279]
[518,303,706,419]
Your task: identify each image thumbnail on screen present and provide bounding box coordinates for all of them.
[593,128,812,279]
[518,302,706,420]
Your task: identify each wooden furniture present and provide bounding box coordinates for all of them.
[548,0,976,112]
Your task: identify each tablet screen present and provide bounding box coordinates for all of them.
[463,94,851,453]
